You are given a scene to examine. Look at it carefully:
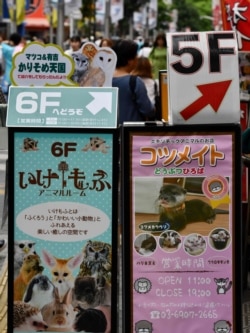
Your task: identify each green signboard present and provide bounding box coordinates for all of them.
[7,86,118,128]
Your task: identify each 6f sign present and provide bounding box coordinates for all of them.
[167,31,240,125]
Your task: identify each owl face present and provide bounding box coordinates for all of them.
[84,241,110,263]
[72,52,89,72]
[14,240,36,255]
[92,49,116,72]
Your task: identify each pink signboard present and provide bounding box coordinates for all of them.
[122,124,242,333]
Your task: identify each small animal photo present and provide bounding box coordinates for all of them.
[134,234,157,256]
[209,228,231,250]
[184,233,206,256]
[159,230,182,252]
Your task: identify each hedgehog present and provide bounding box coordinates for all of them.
[13,301,48,332]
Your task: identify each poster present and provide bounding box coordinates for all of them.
[9,128,118,332]
[122,124,242,333]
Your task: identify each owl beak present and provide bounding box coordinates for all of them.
[24,248,29,253]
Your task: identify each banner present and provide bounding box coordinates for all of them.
[7,0,25,25]
[111,0,124,24]
[25,0,49,28]
[220,0,250,51]
[122,123,242,333]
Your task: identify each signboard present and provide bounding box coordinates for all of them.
[220,0,250,51]
[11,41,117,88]
[7,86,118,128]
[8,127,118,332]
[122,124,242,333]
[167,31,240,124]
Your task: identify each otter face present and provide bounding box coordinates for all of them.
[158,184,187,208]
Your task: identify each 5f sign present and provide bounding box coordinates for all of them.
[167,31,240,125]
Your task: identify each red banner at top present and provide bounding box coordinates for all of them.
[221,0,250,50]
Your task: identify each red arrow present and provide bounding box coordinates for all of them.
[180,80,232,120]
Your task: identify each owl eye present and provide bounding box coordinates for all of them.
[99,249,107,254]
[88,247,94,253]
[99,56,104,61]
[19,244,25,248]
[28,243,34,248]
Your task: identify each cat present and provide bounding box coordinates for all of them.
[78,240,112,284]
[14,240,37,278]
[214,278,232,294]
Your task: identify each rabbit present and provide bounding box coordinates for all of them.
[41,287,76,332]
[23,274,55,310]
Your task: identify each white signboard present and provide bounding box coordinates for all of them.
[167,31,240,124]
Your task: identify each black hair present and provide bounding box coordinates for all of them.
[112,39,138,68]
[9,33,21,46]
[70,35,81,43]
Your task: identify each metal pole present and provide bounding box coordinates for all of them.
[145,3,149,39]
[49,3,53,43]
[104,0,110,38]
[57,0,65,47]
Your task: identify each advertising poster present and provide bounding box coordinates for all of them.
[8,128,118,333]
[122,124,242,333]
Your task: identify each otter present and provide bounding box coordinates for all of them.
[158,183,216,231]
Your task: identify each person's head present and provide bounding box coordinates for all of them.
[100,38,113,48]
[69,35,82,51]
[9,33,21,46]
[131,56,153,79]
[112,39,138,70]
[153,33,167,48]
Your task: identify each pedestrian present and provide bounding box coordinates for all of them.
[131,56,161,120]
[138,39,152,58]
[131,56,156,104]
[99,38,113,48]
[148,32,167,80]
[112,39,155,124]
[64,35,82,56]
[1,32,22,99]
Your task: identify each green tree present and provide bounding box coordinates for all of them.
[172,0,213,32]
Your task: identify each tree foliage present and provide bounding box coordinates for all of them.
[172,0,213,32]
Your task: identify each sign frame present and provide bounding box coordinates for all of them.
[8,126,119,333]
[121,123,242,333]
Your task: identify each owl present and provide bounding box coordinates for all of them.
[79,48,117,87]
[14,240,36,278]
[78,240,112,284]
[71,51,89,83]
